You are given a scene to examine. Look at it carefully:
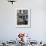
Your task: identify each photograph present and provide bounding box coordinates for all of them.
[16,8,31,28]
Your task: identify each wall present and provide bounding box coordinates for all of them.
[0,0,46,41]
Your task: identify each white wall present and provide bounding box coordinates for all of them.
[0,0,46,41]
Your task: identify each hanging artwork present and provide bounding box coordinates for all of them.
[16,8,31,28]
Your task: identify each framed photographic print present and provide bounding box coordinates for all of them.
[16,8,31,28]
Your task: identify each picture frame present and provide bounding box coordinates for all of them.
[16,8,31,28]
